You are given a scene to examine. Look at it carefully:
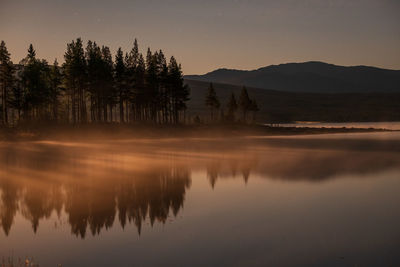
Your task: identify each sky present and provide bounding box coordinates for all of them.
[0,0,399,74]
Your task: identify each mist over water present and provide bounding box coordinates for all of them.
[0,133,399,266]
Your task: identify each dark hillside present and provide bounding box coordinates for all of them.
[185,62,400,93]
[185,79,400,123]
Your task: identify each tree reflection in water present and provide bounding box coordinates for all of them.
[0,136,399,237]
[0,142,192,238]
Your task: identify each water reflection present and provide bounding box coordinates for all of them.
[0,135,399,237]
[0,142,193,237]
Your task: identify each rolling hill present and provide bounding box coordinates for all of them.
[185,61,400,93]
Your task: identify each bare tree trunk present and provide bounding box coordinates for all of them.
[119,94,124,123]
[72,87,76,124]
[103,103,107,123]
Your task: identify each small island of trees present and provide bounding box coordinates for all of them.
[204,83,259,123]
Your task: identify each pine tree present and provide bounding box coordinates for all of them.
[0,41,14,125]
[86,40,107,122]
[115,47,126,123]
[157,50,168,123]
[49,59,63,121]
[126,39,139,68]
[76,39,88,123]
[101,46,115,122]
[63,38,87,123]
[226,92,238,122]
[125,39,140,122]
[205,83,220,121]
[145,48,159,122]
[249,99,260,123]
[238,86,251,122]
[134,53,146,121]
[10,76,24,122]
[39,59,52,120]
[21,44,46,120]
[167,56,190,124]
[27,44,36,61]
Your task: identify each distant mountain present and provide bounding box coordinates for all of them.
[185,62,400,93]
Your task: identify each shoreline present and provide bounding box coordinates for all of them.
[0,123,395,142]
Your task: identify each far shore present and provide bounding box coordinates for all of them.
[0,123,395,142]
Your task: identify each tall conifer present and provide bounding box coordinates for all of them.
[0,41,14,125]
[205,83,220,121]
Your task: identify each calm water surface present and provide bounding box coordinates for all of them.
[0,132,400,267]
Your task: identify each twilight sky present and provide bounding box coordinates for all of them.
[0,0,399,74]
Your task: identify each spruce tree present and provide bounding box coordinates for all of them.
[145,48,159,122]
[226,92,238,122]
[126,39,139,68]
[249,99,260,123]
[21,44,45,120]
[27,44,36,60]
[134,53,146,121]
[11,77,24,122]
[238,86,251,122]
[63,42,74,123]
[115,47,126,123]
[125,39,139,122]
[157,50,168,123]
[101,46,115,122]
[63,38,87,123]
[49,59,62,121]
[76,38,88,123]
[86,41,104,122]
[167,56,189,124]
[39,59,52,120]
[0,41,14,125]
[205,83,220,121]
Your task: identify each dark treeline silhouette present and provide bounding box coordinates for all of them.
[0,39,190,126]
[204,83,259,123]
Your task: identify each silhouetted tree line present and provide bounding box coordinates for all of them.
[0,39,190,125]
[204,83,259,123]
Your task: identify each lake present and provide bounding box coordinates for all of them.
[0,132,399,266]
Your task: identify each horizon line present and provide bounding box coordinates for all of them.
[185,60,400,76]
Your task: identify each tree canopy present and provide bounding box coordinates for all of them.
[0,38,191,126]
